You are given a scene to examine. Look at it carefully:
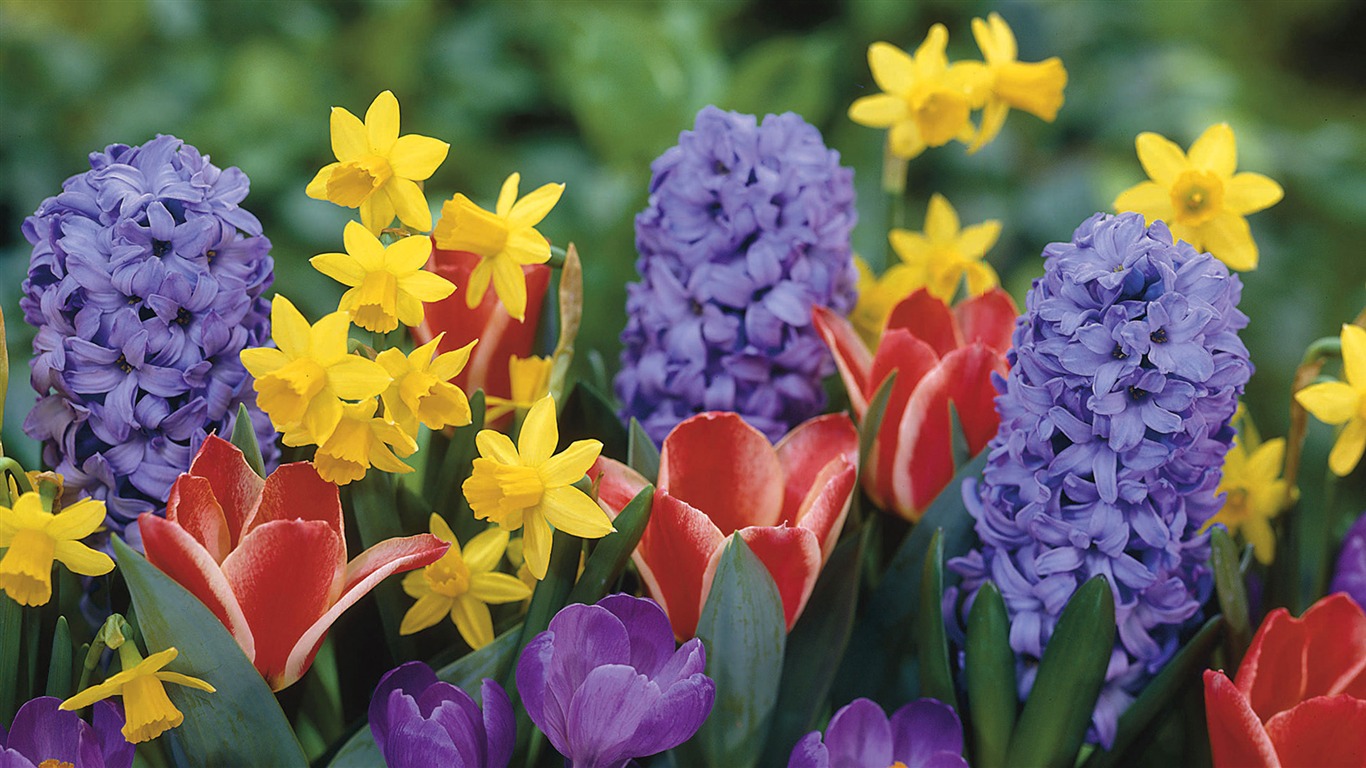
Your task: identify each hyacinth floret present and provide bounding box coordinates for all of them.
[21,135,277,540]
[948,212,1252,747]
[616,106,858,443]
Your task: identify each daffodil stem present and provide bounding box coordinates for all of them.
[547,246,567,269]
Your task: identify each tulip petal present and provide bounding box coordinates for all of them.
[775,414,859,524]
[165,475,231,563]
[633,491,724,640]
[658,412,784,533]
[812,305,874,416]
[886,289,960,358]
[1262,694,1366,767]
[245,463,346,578]
[188,435,265,548]
[1240,594,1366,721]
[869,329,941,514]
[1203,670,1279,768]
[954,288,1018,354]
[791,458,857,563]
[139,513,256,662]
[889,357,955,519]
[588,457,650,518]
[945,344,1010,456]
[736,525,822,630]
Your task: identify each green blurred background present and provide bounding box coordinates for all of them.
[3,0,1364,470]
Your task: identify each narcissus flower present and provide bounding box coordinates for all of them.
[1203,593,1366,767]
[306,90,449,233]
[889,194,1002,303]
[968,12,1068,153]
[432,173,563,322]
[376,333,475,435]
[239,295,391,446]
[313,398,418,485]
[814,288,1016,521]
[61,646,215,744]
[400,515,531,648]
[789,697,967,768]
[592,412,857,639]
[850,255,922,348]
[370,662,514,768]
[0,695,132,768]
[1295,324,1366,476]
[485,355,552,422]
[848,29,985,159]
[0,491,114,606]
[138,436,446,690]
[311,221,454,334]
[462,396,610,580]
[1202,433,1290,564]
[1114,123,1283,271]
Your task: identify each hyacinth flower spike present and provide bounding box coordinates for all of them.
[61,645,214,744]
[139,436,447,690]
[0,491,114,606]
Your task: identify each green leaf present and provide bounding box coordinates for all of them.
[1211,526,1251,668]
[0,594,21,724]
[1083,615,1223,768]
[858,371,897,484]
[760,528,865,765]
[566,485,653,606]
[918,528,955,708]
[966,581,1016,768]
[627,418,660,483]
[559,382,627,464]
[45,615,73,699]
[1005,576,1116,768]
[690,536,787,768]
[112,536,307,767]
[229,402,267,478]
[347,471,415,664]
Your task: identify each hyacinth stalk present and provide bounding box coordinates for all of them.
[616,106,859,444]
[21,135,277,541]
[949,212,1253,747]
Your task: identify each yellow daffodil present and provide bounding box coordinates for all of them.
[888,194,1001,303]
[1203,435,1290,564]
[1296,324,1366,476]
[61,646,214,743]
[848,27,986,159]
[306,91,449,234]
[0,492,112,606]
[968,12,1068,153]
[311,221,455,334]
[313,398,417,485]
[376,333,475,436]
[432,173,564,322]
[240,296,391,446]
[485,355,553,422]
[1114,123,1283,271]
[850,256,923,348]
[400,515,531,647]
[462,396,612,579]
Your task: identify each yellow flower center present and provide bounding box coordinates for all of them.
[326,155,393,207]
[464,460,544,525]
[1170,170,1224,227]
[350,270,400,333]
[121,674,185,744]
[39,760,75,768]
[256,358,329,426]
[0,528,57,607]
[912,86,971,147]
[891,762,909,768]
[493,464,545,511]
[1220,487,1249,523]
[423,555,471,598]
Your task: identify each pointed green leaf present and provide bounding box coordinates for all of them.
[627,418,660,483]
[113,536,307,766]
[1211,526,1251,668]
[560,382,627,462]
[692,536,787,768]
[348,471,416,664]
[229,403,267,478]
[966,581,1016,768]
[0,594,21,724]
[45,615,73,699]
[567,485,653,606]
[1006,576,1115,768]
[918,528,955,708]
[858,371,897,483]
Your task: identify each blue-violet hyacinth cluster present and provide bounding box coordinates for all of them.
[21,135,277,539]
[948,212,1252,747]
[616,105,858,443]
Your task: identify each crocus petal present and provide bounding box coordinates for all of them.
[140,513,256,662]
[633,492,724,640]
[481,678,515,768]
[812,305,873,415]
[7,696,91,768]
[188,435,265,547]
[774,414,858,525]
[735,526,822,630]
[565,665,660,768]
[788,732,830,768]
[597,594,677,678]
[823,698,893,767]
[1204,670,1279,768]
[886,289,960,358]
[165,475,231,563]
[890,699,965,767]
[658,412,784,533]
[1262,695,1366,768]
[516,632,557,745]
[954,288,1018,354]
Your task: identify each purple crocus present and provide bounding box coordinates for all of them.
[21,135,277,540]
[368,661,513,768]
[1331,512,1366,611]
[0,696,132,768]
[949,213,1252,748]
[616,106,859,443]
[517,594,716,768]
[788,698,967,768]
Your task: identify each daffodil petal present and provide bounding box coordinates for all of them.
[923,194,960,242]
[957,220,1002,259]
[360,187,397,234]
[465,259,492,309]
[1224,172,1283,216]
[517,397,559,466]
[389,134,449,181]
[400,269,456,304]
[867,41,914,95]
[476,431,520,465]
[462,527,510,573]
[1342,325,1366,389]
[508,183,564,229]
[1329,418,1366,477]
[388,177,433,233]
[45,499,107,540]
[468,572,533,604]
[61,677,125,711]
[310,252,365,287]
[968,98,1009,154]
[1114,181,1172,219]
[387,234,436,274]
[848,94,906,128]
[327,357,391,400]
[400,593,451,636]
[452,595,495,649]
[1244,518,1276,565]
[306,163,339,200]
[270,296,311,359]
[240,347,287,378]
[1295,381,1359,424]
[330,107,368,163]
[496,174,520,218]
[490,255,528,322]
[539,440,602,488]
[913,24,950,74]
[401,569,430,598]
[365,91,400,155]
[309,310,355,363]
[888,121,925,160]
[1135,132,1190,187]
[522,513,552,580]
[1188,123,1237,178]
[539,487,614,539]
[52,540,114,576]
[1199,211,1258,271]
[156,671,216,693]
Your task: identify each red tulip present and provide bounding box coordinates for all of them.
[1203,593,1366,767]
[591,412,858,640]
[138,436,448,691]
[411,243,551,405]
[812,287,1016,521]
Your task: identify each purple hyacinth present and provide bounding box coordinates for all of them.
[368,662,513,768]
[21,135,277,541]
[516,594,716,768]
[0,696,132,768]
[948,213,1252,748]
[788,698,968,768]
[616,106,859,443]
[1331,512,1366,611]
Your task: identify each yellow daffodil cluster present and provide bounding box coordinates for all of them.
[0,489,113,607]
[849,13,1067,160]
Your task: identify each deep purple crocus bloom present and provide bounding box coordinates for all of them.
[1331,512,1366,611]
[788,698,967,768]
[368,661,513,768]
[0,696,132,768]
[517,594,716,768]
